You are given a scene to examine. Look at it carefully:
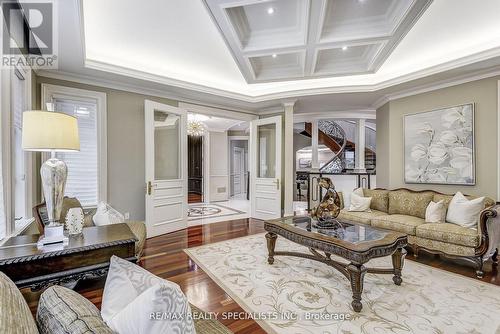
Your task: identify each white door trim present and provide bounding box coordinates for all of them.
[250,116,282,220]
[145,100,188,237]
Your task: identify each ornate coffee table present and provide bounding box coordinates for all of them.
[264,216,408,312]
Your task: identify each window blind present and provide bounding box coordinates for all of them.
[53,98,99,208]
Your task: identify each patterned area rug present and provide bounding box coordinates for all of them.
[185,234,500,334]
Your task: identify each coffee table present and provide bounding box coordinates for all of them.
[0,224,137,291]
[264,216,408,312]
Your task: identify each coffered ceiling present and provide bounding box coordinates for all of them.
[203,0,432,83]
[43,0,500,112]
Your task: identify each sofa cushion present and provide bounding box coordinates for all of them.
[338,209,387,225]
[363,189,389,212]
[388,190,434,219]
[416,223,479,247]
[371,214,426,235]
[0,272,38,334]
[37,285,113,334]
[408,235,476,257]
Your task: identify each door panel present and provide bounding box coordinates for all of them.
[145,100,188,237]
[251,116,282,220]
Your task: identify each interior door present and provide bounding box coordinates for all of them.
[145,100,187,237]
[250,116,282,220]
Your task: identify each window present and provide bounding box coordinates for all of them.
[42,84,107,208]
[12,69,28,230]
[0,66,32,240]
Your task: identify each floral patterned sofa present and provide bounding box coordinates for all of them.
[338,188,499,277]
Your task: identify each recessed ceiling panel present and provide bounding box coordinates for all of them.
[320,0,414,42]
[225,0,308,51]
[249,51,305,80]
[194,0,430,83]
[314,43,384,75]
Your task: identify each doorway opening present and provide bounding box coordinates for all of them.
[186,112,250,225]
[188,135,203,203]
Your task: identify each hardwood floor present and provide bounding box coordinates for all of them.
[188,192,203,203]
[23,218,499,333]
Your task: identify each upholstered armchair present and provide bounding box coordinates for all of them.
[33,197,146,259]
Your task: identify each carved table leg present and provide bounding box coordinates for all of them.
[265,232,277,265]
[347,263,367,312]
[392,246,406,285]
[492,248,498,266]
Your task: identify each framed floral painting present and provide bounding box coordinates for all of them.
[404,103,475,185]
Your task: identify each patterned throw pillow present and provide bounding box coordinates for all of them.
[363,189,390,212]
[101,256,196,334]
[388,190,434,219]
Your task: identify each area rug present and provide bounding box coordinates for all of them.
[187,204,244,221]
[184,233,500,334]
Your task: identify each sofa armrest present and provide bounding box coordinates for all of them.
[37,285,113,334]
[476,205,499,256]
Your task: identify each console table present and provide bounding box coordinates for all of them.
[0,224,137,291]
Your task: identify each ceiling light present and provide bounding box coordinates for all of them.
[187,120,206,136]
[272,54,277,58]
[342,46,348,51]
[267,7,274,15]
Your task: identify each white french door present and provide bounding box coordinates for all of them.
[145,100,188,237]
[250,116,282,220]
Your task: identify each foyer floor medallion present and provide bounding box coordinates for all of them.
[187,204,244,221]
[184,234,500,334]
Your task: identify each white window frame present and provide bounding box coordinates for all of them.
[41,84,107,207]
[0,65,33,239]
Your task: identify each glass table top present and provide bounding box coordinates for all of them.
[275,216,391,244]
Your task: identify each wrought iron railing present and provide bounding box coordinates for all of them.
[318,120,347,173]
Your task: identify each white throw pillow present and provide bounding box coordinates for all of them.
[446,192,485,229]
[425,200,446,223]
[101,256,195,334]
[93,202,125,226]
[348,193,372,212]
[352,187,364,196]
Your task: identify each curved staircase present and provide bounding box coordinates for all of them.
[300,121,376,173]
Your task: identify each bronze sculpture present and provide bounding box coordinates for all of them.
[312,177,342,228]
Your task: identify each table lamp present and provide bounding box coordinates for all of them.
[22,111,80,246]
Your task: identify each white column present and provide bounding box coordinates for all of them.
[354,119,366,172]
[311,119,319,170]
[283,102,294,217]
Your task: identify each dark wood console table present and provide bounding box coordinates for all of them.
[0,224,137,291]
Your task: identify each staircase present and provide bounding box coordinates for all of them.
[301,121,376,173]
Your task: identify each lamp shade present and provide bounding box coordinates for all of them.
[22,111,80,152]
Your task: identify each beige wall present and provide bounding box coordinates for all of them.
[376,76,499,199]
[36,76,178,220]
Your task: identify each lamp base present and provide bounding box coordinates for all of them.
[37,225,69,249]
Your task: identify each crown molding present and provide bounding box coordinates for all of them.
[371,64,500,109]
[35,69,261,115]
[78,44,500,105]
[293,109,376,122]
